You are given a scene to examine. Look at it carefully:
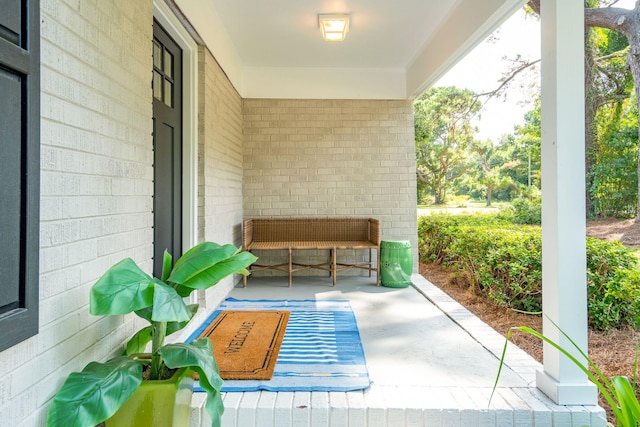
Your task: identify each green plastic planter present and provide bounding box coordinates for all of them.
[105,367,195,427]
[380,240,412,288]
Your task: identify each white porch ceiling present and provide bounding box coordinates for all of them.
[175,0,528,99]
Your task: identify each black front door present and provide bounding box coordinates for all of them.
[152,21,182,277]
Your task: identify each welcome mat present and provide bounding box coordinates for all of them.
[186,298,371,392]
[198,310,289,380]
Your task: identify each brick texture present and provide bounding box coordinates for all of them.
[0,1,153,425]
[0,3,420,426]
[242,99,418,277]
[199,48,244,246]
[197,47,246,308]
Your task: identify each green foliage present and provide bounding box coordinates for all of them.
[462,139,522,206]
[414,92,543,206]
[418,213,640,330]
[47,242,257,427]
[511,99,541,191]
[586,238,640,330]
[419,214,542,312]
[492,317,640,426]
[589,103,638,218]
[438,194,471,208]
[160,339,225,421]
[415,86,480,204]
[417,212,511,264]
[584,17,637,218]
[47,357,143,427]
[497,196,541,225]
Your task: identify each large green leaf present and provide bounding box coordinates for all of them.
[135,304,199,336]
[151,280,192,322]
[134,306,154,323]
[125,326,153,356]
[180,252,256,290]
[90,258,155,315]
[171,242,224,273]
[47,357,143,427]
[174,283,195,298]
[169,242,233,283]
[169,243,257,290]
[161,249,172,282]
[611,375,640,425]
[166,304,199,335]
[160,340,224,427]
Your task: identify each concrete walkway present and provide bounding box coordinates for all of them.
[190,274,607,426]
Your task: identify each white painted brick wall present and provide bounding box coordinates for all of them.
[0,1,153,425]
[196,48,247,310]
[242,99,418,278]
[199,48,244,247]
[0,2,421,425]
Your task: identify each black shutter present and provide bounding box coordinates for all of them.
[0,0,40,352]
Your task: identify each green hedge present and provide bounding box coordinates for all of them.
[418,213,640,330]
[496,197,542,225]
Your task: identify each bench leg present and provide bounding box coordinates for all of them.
[288,247,293,287]
[376,249,381,286]
[243,250,253,288]
[332,247,337,286]
[368,248,372,277]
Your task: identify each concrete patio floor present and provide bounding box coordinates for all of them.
[189,274,607,427]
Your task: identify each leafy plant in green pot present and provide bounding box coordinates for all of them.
[47,242,257,427]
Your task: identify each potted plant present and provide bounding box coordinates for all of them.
[46,241,257,427]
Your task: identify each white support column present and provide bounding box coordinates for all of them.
[537,0,597,405]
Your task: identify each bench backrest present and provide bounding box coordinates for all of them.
[243,218,380,246]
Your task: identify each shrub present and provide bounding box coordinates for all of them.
[418,213,640,330]
[417,213,510,264]
[446,222,541,312]
[497,196,541,225]
[586,238,640,330]
[448,194,471,208]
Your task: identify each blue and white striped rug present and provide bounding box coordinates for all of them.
[186,298,371,392]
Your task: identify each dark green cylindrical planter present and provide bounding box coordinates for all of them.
[380,240,412,288]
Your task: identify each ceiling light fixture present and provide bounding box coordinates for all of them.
[318,14,350,42]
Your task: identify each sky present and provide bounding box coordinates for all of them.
[435,8,540,141]
[435,0,636,142]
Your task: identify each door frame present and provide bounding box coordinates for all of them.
[153,0,198,255]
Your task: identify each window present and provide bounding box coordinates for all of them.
[0,0,40,352]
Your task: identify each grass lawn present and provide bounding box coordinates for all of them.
[417,201,510,215]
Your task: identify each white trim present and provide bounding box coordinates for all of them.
[153,0,198,254]
[175,0,528,100]
[241,67,407,100]
[175,0,243,95]
[406,0,527,99]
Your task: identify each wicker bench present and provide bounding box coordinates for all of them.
[242,218,381,287]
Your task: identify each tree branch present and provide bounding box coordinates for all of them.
[585,6,633,32]
[594,47,630,62]
[475,59,541,99]
[528,0,634,34]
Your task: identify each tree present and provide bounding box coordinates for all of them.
[468,139,520,206]
[528,0,640,218]
[414,87,481,204]
[589,96,639,217]
[512,99,542,191]
[587,27,633,213]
